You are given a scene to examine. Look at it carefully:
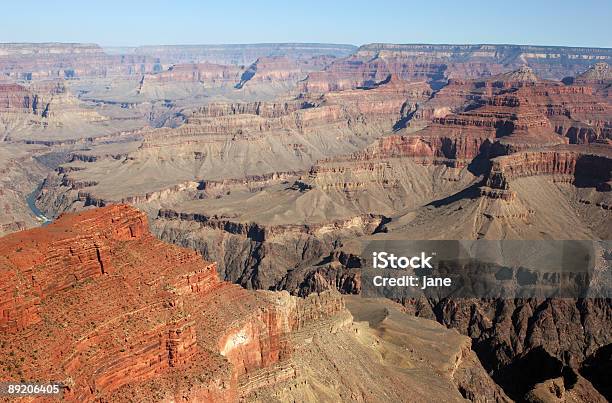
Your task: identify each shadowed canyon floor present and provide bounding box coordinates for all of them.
[1,42,611,402]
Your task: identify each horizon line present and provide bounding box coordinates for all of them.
[0,41,611,51]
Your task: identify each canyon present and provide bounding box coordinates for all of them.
[1,41,611,402]
[0,205,507,402]
[301,44,612,93]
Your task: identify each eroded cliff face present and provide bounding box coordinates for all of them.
[4,43,612,402]
[33,76,432,213]
[1,43,348,80]
[112,51,351,103]
[235,56,322,89]
[32,68,612,298]
[424,298,612,401]
[0,81,68,129]
[0,83,47,115]
[301,44,612,93]
[408,71,610,153]
[0,43,162,79]
[152,210,387,290]
[565,62,612,99]
[2,80,104,118]
[106,43,357,66]
[305,68,609,173]
[0,205,275,400]
[0,205,506,402]
[142,62,244,86]
[0,205,342,400]
[486,147,612,194]
[139,55,327,96]
[0,79,147,143]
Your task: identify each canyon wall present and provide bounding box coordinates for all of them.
[486,147,612,191]
[0,205,507,402]
[0,43,156,79]
[105,43,357,65]
[302,43,612,92]
[0,205,345,401]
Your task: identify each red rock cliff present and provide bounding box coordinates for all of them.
[486,145,612,190]
[0,205,345,401]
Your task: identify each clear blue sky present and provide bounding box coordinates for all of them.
[2,0,610,48]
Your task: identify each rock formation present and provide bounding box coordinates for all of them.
[105,43,357,66]
[565,62,612,100]
[485,146,612,192]
[143,62,244,86]
[0,205,505,402]
[302,44,612,93]
[428,299,611,401]
[0,43,356,82]
[235,56,315,89]
[35,76,431,208]
[2,41,612,401]
[0,43,161,79]
[0,78,145,142]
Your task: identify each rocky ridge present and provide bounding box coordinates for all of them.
[302,44,612,93]
[0,205,505,402]
[105,43,357,65]
[3,42,612,401]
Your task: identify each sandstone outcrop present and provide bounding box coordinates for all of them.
[485,146,612,192]
[564,62,612,98]
[0,78,146,142]
[0,42,348,82]
[33,76,431,214]
[235,56,316,89]
[496,66,539,83]
[0,205,342,400]
[384,66,612,175]
[0,205,506,402]
[138,55,332,98]
[575,62,612,82]
[3,41,612,402]
[0,81,64,118]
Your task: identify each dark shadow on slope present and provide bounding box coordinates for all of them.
[573,155,612,189]
[235,66,256,89]
[495,121,515,138]
[467,154,492,177]
[486,346,577,401]
[392,107,417,131]
[426,183,482,208]
[372,216,392,234]
[428,65,448,90]
[375,74,392,86]
[467,139,494,176]
[580,343,612,400]
[357,74,392,90]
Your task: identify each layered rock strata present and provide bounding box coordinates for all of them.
[0,205,505,402]
[302,44,612,92]
[106,43,357,66]
[0,205,339,400]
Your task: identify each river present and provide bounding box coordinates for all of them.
[26,186,52,225]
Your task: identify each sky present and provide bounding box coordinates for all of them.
[1,0,610,48]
